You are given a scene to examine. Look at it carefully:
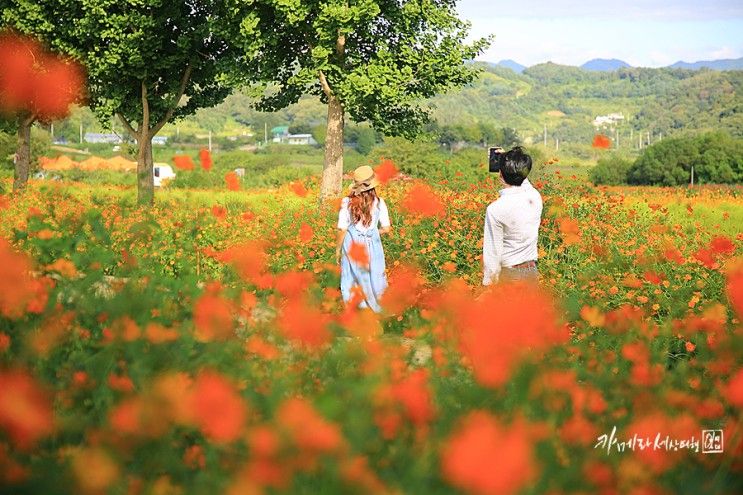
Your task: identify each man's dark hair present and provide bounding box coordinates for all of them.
[500,146,532,186]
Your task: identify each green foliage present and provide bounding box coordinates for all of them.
[3,1,242,130]
[589,155,634,185]
[237,0,491,138]
[627,132,743,185]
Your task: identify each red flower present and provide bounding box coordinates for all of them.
[277,397,343,454]
[726,368,743,408]
[710,235,735,256]
[211,205,227,221]
[441,412,536,495]
[390,369,435,427]
[199,149,212,170]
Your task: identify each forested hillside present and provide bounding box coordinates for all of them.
[50,63,743,152]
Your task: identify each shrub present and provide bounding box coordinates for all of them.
[627,132,743,185]
[589,155,634,185]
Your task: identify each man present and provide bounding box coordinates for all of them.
[482,146,543,285]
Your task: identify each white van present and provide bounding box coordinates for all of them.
[153,163,176,187]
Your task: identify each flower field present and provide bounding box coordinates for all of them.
[1,170,742,495]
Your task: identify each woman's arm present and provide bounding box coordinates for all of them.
[379,226,392,235]
[335,228,347,264]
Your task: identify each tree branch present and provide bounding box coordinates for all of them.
[140,80,150,141]
[318,70,333,98]
[116,113,137,139]
[151,63,193,135]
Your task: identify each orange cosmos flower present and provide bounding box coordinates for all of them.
[277,397,343,454]
[726,368,743,408]
[298,223,314,242]
[290,181,308,197]
[401,183,445,218]
[173,155,195,171]
[0,237,38,319]
[441,412,536,495]
[276,298,331,348]
[225,171,240,191]
[199,149,212,170]
[190,371,247,443]
[193,283,235,342]
[592,134,612,149]
[0,369,54,449]
[374,158,399,184]
[348,241,370,268]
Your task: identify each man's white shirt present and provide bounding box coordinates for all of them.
[482,178,543,285]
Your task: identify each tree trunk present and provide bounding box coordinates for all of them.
[320,94,344,201]
[13,116,33,193]
[136,132,154,206]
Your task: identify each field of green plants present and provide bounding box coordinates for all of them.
[1,167,742,494]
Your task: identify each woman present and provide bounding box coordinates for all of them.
[335,165,392,313]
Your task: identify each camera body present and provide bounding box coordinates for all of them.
[488,146,506,173]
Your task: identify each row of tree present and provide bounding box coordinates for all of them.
[590,132,743,186]
[1,0,490,204]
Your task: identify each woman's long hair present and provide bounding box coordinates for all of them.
[348,188,378,227]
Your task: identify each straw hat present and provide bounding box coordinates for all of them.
[349,165,379,195]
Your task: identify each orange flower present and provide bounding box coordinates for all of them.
[199,149,212,170]
[0,238,38,319]
[557,217,580,245]
[216,241,268,284]
[401,183,445,217]
[441,412,536,495]
[592,134,612,149]
[298,223,314,242]
[225,171,240,191]
[290,182,308,197]
[726,258,743,317]
[374,158,399,184]
[726,368,743,408]
[276,298,331,348]
[380,264,424,315]
[193,283,235,342]
[580,305,605,327]
[0,369,54,449]
[190,371,247,443]
[710,235,735,256]
[274,270,314,299]
[173,155,195,171]
[390,369,435,427]
[348,241,370,268]
[277,397,343,454]
[211,205,227,220]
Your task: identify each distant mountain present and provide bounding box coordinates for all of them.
[495,59,526,73]
[581,58,631,71]
[668,57,743,71]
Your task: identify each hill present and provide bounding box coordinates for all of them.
[668,57,743,71]
[581,58,631,71]
[495,59,526,73]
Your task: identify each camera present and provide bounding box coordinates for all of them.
[488,146,505,173]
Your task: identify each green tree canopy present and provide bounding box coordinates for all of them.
[3,0,246,204]
[236,0,490,198]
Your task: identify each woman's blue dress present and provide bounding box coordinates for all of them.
[339,198,388,313]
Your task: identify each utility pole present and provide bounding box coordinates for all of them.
[555,137,559,151]
[690,165,695,186]
[79,122,83,144]
[264,122,268,146]
[543,124,547,147]
[208,131,212,152]
[647,131,650,146]
[50,123,54,142]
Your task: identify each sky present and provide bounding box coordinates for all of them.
[456,0,743,67]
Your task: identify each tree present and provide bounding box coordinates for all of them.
[3,1,245,205]
[237,0,490,200]
[0,33,83,192]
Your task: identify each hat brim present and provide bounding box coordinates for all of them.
[350,177,380,193]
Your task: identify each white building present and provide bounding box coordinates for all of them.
[593,113,624,127]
